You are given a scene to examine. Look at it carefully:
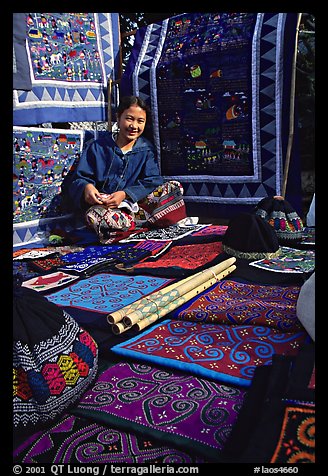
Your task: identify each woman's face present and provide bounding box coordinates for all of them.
[117,105,147,144]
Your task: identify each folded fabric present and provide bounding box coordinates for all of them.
[71,361,246,462]
[111,319,307,387]
[138,180,187,228]
[60,245,129,263]
[13,249,58,261]
[170,279,303,332]
[22,271,79,293]
[13,413,206,464]
[132,240,173,258]
[58,256,117,277]
[176,224,228,245]
[28,255,66,273]
[121,224,206,242]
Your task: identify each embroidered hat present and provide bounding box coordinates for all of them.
[222,212,280,260]
[254,196,304,244]
[13,275,99,436]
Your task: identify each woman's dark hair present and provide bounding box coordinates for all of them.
[117,95,150,119]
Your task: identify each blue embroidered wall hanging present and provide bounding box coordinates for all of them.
[121,13,300,210]
[13,126,85,247]
[13,13,120,125]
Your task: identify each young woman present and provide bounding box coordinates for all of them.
[68,95,186,243]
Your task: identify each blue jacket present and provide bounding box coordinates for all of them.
[68,132,163,211]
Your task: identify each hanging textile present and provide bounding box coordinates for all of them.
[13,126,85,247]
[121,13,300,210]
[13,13,120,125]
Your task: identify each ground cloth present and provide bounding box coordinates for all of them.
[70,361,246,462]
[111,319,307,387]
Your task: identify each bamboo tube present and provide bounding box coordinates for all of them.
[107,268,207,324]
[111,320,133,335]
[123,257,236,327]
[135,263,236,331]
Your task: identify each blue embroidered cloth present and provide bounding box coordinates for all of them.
[13,13,120,125]
[46,273,172,314]
[121,13,300,210]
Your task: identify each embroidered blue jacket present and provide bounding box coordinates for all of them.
[68,132,163,211]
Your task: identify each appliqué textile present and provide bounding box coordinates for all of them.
[171,279,303,332]
[129,241,223,277]
[122,224,206,242]
[72,362,246,461]
[250,247,315,274]
[58,256,116,275]
[13,413,206,463]
[59,244,129,263]
[13,13,120,125]
[121,13,300,206]
[46,273,172,314]
[22,271,79,292]
[111,319,307,387]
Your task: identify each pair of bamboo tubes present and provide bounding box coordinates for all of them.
[107,256,236,335]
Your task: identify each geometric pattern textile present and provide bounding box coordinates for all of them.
[121,13,300,206]
[13,413,206,463]
[72,362,246,462]
[170,279,303,332]
[13,13,120,125]
[13,311,98,431]
[111,319,307,387]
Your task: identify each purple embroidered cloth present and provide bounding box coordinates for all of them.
[170,279,303,332]
[13,413,206,463]
[72,362,246,461]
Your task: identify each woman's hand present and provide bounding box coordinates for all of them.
[84,183,104,205]
[99,191,127,208]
